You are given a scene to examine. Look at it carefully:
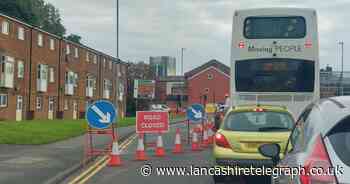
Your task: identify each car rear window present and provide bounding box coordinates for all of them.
[327,117,350,167]
[223,111,294,132]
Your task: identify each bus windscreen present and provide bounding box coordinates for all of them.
[244,16,306,39]
[235,59,314,92]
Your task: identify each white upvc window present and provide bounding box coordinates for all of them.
[37,64,48,92]
[93,55,97,64]
[17,60,24,79]
[1,21,9,35]
[36,96,43,110]
[64,99,69,110]
[74,47,79,58]
[0,94,8,107]
[86,52,90,62]
[103,58,106,69]
[37,64,48,80]
[18,27,25,40]
[49,39,55,50]
[49,67,55,83]
[66,44,70,55]
[0,56,15,88]
[109,61,112,70]
[37,33,43,47]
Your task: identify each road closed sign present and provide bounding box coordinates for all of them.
[136,111,169,133]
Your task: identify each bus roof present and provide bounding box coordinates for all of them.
[235,7,316,16]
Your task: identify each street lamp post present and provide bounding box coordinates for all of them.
[180,48,186,110]
[116,0,119,59]
[339,41,344,95]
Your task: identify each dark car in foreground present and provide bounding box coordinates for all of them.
[259,96,350,184]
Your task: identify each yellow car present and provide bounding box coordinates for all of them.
[213,105,294,182]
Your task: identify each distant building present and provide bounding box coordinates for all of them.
[155,76,187,110]
[185,59,230,105]
[150,56,176,77]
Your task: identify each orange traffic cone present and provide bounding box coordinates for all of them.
[191,128,200,151]
[108,141,122,167]
[135,133,148,161]
[173,128,183,154]
[202,126,209,148]
[155,133,165,157]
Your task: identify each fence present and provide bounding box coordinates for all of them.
[320,71,350,98]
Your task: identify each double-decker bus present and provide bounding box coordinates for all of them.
[231,8,320,118]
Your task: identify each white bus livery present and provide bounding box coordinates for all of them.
[231,8,320,118]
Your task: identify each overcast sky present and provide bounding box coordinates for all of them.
[46,0,349,74]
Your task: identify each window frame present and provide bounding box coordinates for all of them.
[0,94,8,107]
[36,96,43,110]
[1,21,9,35]
[17,60,24,79]
[49,39,55,50]
[37,33,44,47]
[66,44,71,55]
[49,67,55,83]
[18,27,25,40]
[74,47,79,58]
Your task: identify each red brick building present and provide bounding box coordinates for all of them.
[0,13,127,121]
[185,60,230,105]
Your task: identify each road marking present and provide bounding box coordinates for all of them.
[69,122,184,184]
[77,134,137,184]
[68,134,137,184]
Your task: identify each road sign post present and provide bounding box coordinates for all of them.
[84,100,118,166]
[186,104,205,145]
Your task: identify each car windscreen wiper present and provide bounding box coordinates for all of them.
[258,127,290,132]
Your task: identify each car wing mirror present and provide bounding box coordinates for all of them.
[258,143,281,166]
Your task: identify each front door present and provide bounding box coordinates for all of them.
[48,97,54,120]
[16,96,23,121]
[73,100,78,120]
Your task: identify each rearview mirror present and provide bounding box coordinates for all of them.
[258,144,281,166]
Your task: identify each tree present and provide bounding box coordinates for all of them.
[66,34,82,44]
[0,0,73,38]
[126,61,154,115]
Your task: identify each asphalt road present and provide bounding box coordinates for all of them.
[0,126,135,184]
[84,123,271,184]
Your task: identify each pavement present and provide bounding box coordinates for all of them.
[75,123,271,184]
[0,126,135,184]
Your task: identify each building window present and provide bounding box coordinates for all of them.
[17,61,24,79]
[0,94,8,107]
[36,96,43,110]
[1,21,9,35]
[86,52,90,62]
[37,34,43,47]
[49,39,55,50]
[66,44,70,55]
[74,47,79,58]
[204,88,210,93]
[37,64,48,80]
[64,99,69,110]
[16,96,23,110]
[103,58,106,69]
[93,55,97,64]
[49,67,55,83]
[109,61,112,70]
[18,27,25,40]
[208,73,213,80]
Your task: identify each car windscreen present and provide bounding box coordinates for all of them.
[235,59,315,92]
[223,111,294,132]
[244,16,306,39]
[327,116,350,167]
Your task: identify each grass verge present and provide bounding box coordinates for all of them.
[0,117,137,145]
